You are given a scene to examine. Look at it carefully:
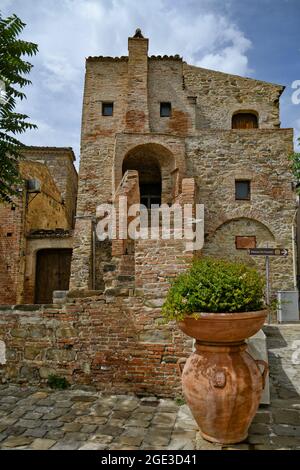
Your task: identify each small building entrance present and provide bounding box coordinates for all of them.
[35,248,72,304]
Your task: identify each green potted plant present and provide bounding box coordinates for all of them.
[162,257,268,445]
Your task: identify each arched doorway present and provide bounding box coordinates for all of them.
[122,150,162,209]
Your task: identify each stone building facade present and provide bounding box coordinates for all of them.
[0,147,77,305]
[0,31,297,395]
[70,31,296,296]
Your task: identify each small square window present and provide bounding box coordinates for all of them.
[102,102,113,116]
[160,102,171,117]
[235,180,250,200]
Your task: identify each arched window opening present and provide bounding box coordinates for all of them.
[232,112,258,129]
[122,153,162,209]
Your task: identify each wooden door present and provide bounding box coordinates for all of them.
[35,249,72,304]
[232,113,258,129]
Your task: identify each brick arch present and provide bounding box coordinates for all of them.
[116,143,177,204]
[208,207,276,239]
[208,216,275,242]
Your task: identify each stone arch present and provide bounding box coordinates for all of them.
[119,143,176,204]
[203,216,275,266]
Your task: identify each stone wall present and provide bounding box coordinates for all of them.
[22,147,78,228]
[186,129,296,289]
[183,63,283,130]
[0,295,192,397]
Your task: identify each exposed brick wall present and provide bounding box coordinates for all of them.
[0,295,192,397]
[0,198,25,305]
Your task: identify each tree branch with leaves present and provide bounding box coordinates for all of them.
[0,12,38,203]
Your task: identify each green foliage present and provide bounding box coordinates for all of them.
[175,396,186,406]
[47,374,70,390]
[0,12,38,203]
[162,257,265,321]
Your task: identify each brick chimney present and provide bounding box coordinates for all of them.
[125,29,149,133]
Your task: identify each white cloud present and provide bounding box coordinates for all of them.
[1,0,254,161]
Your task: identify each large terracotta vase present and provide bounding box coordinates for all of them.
[177,310,268,445]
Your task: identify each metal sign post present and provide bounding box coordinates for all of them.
[248,248,289,324]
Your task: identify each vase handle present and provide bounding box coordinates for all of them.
[177,358,186,376]
[255,359,269,389]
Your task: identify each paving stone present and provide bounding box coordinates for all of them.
[23,411,43,420]
[63,422,82,432]
[80,424,98,434]
[45,429,65,440]
[273,409,300,426]
[271,436,300,448]
[36,398,56,406]
[89,434,114,445]
[51,441,82,450]
[24,428,48,438]
[111,410,131,420]
[63,432,88,442]
[273,424,300,437]
[252,410,272,424]
[248,423,271,435]
[34,406,52,414]
[4,426,26,436]
[8,409,27,419]
[131,411,153,421]
[118,435,144,447]
[0,432,8,443]
[71,396,98,403]
[79,442,107,450]
[143,428,172,447]
[96,425,123,437]
[55,400,73,408]
[124,418,151,428]
[91,405,112,417]
[30,438,56,450]
[109,418,125,427]
[0,417,17,427]
[60,411,77,423]
[40,420,64,430]
[2,435,33,448]
[31,392,49,400]
[1,397,19,404]
[75,416,108,425]
[18,419,40,429]
[42,409,68,420]
[152,412,177,427]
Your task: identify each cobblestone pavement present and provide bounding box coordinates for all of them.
[0,325,299,450]
[0,385,197,450]
[0,383,299,450]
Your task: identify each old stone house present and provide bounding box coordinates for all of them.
[0,31,297,395]
[70,30,296,298]
[0,147,77,304]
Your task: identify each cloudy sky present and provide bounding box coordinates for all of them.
[1,0,300,165]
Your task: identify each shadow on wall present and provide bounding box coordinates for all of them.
[264,325,300,400]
